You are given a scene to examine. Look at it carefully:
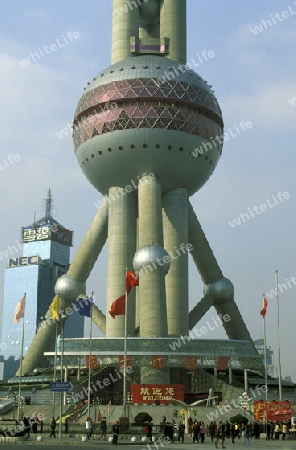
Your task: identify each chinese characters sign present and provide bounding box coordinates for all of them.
[22,225,72,246]
[131,384,184,404]
[185,356,197,370]
[119,355,132,369]
[86,355,99,369]
[254,400,292,421]
[152,355,164,369]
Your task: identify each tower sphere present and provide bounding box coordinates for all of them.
[73,55,223,196]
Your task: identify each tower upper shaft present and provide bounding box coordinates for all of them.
[112,0,187,64]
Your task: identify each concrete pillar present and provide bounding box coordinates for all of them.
[16,199,109,376]
[112,0,139,64]
[160,0,187,63]
[137,175,169,384]
[163,188,189,336]
[106,187,137,337]
[188,202,223,284]
[138,176,167,337]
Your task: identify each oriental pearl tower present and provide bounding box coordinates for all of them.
[19,0,255,384]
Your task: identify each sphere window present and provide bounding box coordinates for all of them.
[119,146,123,150]
[155,144,160,148]
[143,144,147,148]
[86,157,89,162]
[108,148,112,152]
[168,145,172,150]
[91,154,94,158]
[179,147,184,151]
[131,144,135,149]
[98,151,102,155]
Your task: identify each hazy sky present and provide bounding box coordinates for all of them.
[0,1,295,382]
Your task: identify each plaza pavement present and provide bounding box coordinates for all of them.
[2,435,296,449]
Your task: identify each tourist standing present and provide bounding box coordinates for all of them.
[112,421,120,445]
[100,416,107,440]
[179,420,185,443]
[200,421,206,443]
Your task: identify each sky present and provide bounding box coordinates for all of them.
[0,1,295,382]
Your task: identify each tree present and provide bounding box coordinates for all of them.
[134,412,153,424]
[230,414,248,424]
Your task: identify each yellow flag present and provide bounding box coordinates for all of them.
[49,296,59,320]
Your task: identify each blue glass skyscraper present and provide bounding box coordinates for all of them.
[0,189,84,379]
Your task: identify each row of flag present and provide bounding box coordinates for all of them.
[12,271,139,323]
[13,274,268,324]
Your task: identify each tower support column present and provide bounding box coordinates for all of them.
[106,187,137,337]
[137,175,169,384]
[163,188,189,336]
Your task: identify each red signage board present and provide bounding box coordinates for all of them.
[254,400,292,421]
[131,384,184,404]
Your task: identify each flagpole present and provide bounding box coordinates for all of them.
[18,292,26,421]
[53,294,59,418]
[262,295,268,401]
[275,270,282,400]
[123,268,128,417]
[58,314,65,442]
[87,293,93,419]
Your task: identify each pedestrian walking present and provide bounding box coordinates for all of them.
[50,417,56,438]
[242,424,250,446]
[214,421,225,449]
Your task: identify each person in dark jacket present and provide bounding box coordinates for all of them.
[179,420,185,443]
[50,417,56,438]
[112,421,120,445]
[23,417,31,438]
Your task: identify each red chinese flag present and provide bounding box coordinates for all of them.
[109,294,126,319]
[126,271,139,291]
[152,355,164,370]
[109,271,138,319]
[260,297,268,318]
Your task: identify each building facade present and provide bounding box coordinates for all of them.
[0,190,84,379]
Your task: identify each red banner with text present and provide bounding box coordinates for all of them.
[254,400,292,421]
[86,355,99,369]
[131,384,184,404]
